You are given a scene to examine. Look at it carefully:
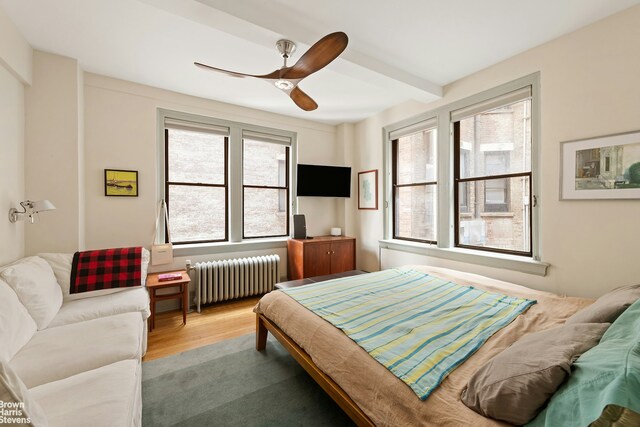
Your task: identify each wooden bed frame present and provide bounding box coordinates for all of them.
[256,313,375,427]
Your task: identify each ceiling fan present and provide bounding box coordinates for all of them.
[195,32,348,111]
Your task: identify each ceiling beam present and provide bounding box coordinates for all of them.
[140,0,442,102]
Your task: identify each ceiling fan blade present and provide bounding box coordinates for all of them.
[289,86,318,111]
[194,62,281,79]
[283,32,348,80]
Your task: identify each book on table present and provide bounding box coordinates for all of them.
[158,272,183,282]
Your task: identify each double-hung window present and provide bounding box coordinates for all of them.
[384,74,541,272]
[453,87,532,256]
[391,120,438,243]
[165,119,229,244]
[160,111,295,246]
[242,132,290,238]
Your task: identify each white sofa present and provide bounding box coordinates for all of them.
[0,252,150,427]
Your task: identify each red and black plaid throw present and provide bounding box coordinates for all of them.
[70,247,143,294]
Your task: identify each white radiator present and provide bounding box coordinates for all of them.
[192,255,280,312]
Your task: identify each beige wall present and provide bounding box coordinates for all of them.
[0,6,31,85]
[0,6,31,265]
[0,65,26,265]
[351,6,640,298]
[83,74,342,253]
[25,51,84,255]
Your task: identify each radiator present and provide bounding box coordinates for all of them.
[193,255,280,312]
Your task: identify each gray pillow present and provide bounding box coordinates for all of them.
[566,284,640,325]
[460,323,610,426]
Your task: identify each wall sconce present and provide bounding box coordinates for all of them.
[8,200,56,224]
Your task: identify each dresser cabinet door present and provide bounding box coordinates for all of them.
[330,240,355,274]
[303,243,332,277]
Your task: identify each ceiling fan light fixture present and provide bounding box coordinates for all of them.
[274,79,295,90]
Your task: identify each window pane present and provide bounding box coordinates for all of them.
[459,99,530,179]
[243,139,288,187]
[244,188,287,237]
[167,129,225,184]
[168,185,226,242]
[396,129,437,184]
[457,176,530,253]
[395,184,437,242]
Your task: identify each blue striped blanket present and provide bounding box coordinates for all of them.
[282,268,536,400]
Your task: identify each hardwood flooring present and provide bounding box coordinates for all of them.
[143,296,261,362]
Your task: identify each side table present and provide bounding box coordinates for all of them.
[146,270,190,331]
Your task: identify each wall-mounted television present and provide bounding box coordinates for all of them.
[296,164,351,197]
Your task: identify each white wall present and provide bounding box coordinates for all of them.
[351,6,640,298]
[0,6,31,265]
[24,51,84,255]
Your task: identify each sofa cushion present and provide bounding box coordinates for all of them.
[0,279,37,361]
[39,248,150,302]
[30,360,140,427]
[0,359,48,427]
[0,257,63,330]
[47,287,150,328]
[10,312,143,388]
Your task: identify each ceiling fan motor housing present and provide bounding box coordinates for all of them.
[276,39,296,59]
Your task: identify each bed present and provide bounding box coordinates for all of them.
[254,265,594,426]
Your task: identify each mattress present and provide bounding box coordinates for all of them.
[254,265,592,426]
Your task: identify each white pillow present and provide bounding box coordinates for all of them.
[0,359,48,426]
[0,257,63,330]
[39,248,150,302]
[0,280,37,361]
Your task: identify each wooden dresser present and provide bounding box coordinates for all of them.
[287,235,356,280]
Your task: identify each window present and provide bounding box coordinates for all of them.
[160,111,295,246]
[483,151,510,212]
[392,127,437,243]
[454,93,532,256]
[242,137,289,238]
[383,74,541,270]
[165,125,228,244]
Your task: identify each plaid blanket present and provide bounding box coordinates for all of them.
[70,247,143,294]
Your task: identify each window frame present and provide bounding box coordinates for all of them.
[453,123,533,256]
[241,140,290,239]
[157,109,297,249]
[391,129,438,244]
[165,128,229,244]
[381,73,545,275]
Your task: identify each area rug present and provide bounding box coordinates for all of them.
[142,334,354,426]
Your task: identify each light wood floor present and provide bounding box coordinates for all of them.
[143,296,261,362]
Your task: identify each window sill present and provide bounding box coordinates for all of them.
[378,239,549,276]
[479,212,515,218]
[173,237,288,257]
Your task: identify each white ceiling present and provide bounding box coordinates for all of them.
[2,0,639,124]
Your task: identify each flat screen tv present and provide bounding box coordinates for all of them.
[296,164,351,197]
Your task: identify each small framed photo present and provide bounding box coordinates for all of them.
[560,130,640,200]
[358,169,378,210]
[104,169,138,197]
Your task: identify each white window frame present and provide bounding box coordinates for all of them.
[381,73,549,276]
[157,109,297,256]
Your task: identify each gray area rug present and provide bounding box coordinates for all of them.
[142,334,355,426]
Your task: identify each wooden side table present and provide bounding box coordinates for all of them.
[146,270,190,331]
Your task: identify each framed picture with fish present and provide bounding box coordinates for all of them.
[104,169,138,197]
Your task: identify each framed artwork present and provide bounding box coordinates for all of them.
[560,130,640,200]
[358,169,378,210]
[104,169,138,197]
